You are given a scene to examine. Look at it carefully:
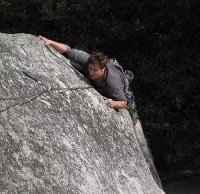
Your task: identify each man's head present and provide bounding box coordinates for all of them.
[88,52,109,80]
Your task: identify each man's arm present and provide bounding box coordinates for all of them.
[39,35,68,54]
[39,35,90,68]
[105,69,127,109]
[106,99,127,109]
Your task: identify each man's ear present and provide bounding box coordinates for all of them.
[102,67,106,71]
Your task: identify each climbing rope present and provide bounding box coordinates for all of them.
[1,61,93,101]
[0,45,93,113]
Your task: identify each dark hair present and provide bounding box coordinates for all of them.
[88,52,109,69]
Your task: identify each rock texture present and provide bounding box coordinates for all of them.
[0,33,165,194]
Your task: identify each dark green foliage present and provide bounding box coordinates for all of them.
[1,0,200,178]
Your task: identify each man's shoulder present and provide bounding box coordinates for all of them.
[105,67,124,88]
[106,60,124,79]
[107,60,124,73]
[65,48,90,70]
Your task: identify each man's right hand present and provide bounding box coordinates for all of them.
[39,35,52,46]
[38,35,68,54]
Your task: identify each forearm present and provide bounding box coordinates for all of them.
[48,40,68,54]
[112,100,127,109]
[39,35,68,54]
[106,99,127,109]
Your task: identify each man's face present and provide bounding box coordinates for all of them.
[88,64,105,80]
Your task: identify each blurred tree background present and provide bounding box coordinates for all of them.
[1,0,200,178]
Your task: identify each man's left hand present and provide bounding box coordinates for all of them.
[105,99,115,108]
[105,99,127,109]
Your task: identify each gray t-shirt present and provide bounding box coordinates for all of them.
[64,48,127,102]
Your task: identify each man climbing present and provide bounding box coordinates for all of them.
[39,35,162,188]
[39,35,129,110]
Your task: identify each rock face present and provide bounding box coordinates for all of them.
[0,33,165,194]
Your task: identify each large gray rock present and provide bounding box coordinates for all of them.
[0,33,165,194]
